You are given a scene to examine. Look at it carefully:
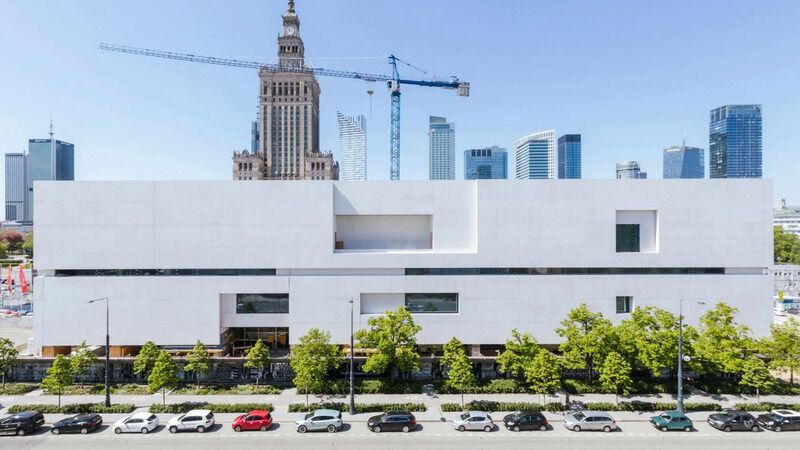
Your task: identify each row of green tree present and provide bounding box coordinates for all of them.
[0,230,32,258]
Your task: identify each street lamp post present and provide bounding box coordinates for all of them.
[348,298,356,415]
[677,299,705,413]
[88,297,111,407]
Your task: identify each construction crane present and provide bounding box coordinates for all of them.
[98,43,470,180]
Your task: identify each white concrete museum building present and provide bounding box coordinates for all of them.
[32,179,772,356]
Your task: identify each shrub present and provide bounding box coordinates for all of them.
[297,379,423,395]
[0,383,38,395]
[287,402,426,413]
[733,402,800,411]
[7,403,135,414]
[434,378,528,394]
[149,402,273,413]
[440,401,562,412]
[172,384,282,395]
[583,401,721,412]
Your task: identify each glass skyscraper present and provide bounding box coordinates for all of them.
[337,112,367,181]
[4,153,27,221]
[709,105,762,178]
[26,137,74,221]
[663,144,704,178]
[429,116,455,180]
[464,146,507,179]
[616,161,646,179]
[515,130,556,179]
[557,134,581,179]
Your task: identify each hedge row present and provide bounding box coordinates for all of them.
[584,401,721,412]
[434,379,528,394]
[7,403,135,414]
[0,384,38,395]
[733,402,800,412]
[297,380,422,395]
[149,402,273,413]
[287,402,427,413]
[441,401,563,413]
[172,384,282,395]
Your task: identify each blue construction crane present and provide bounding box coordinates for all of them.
[98,43,470,180]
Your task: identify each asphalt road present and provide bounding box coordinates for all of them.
[1,419,799,450]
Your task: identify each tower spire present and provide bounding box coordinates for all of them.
[288,0,295,14]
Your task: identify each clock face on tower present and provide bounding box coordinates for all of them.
[286,26,296,36]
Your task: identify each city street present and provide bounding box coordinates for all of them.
[1,414,799,450]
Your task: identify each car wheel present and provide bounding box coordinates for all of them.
[298,425,307,433]
[234,425,242,432]
[775,425,782,432]
[196,426,205,433]
[327,424,336,433]
[16,429,25,436]
[484,425,492,432]
[751,425,759,432]
[51,428,60,435]
[661,426,668,432]
[458,425,465,432]
[603,426,612,433]
[684,426,691,432]
[373,425,381,433]
[402,425,410,433]
[573,425,581,432]
[141,427,150,434]
[114,427,122,434]
[261,425,269,432]
[168,426,177,434]
[80,427,89,435]
[539,424,547,431]
[513,425,520,432]
[724,426,732,432]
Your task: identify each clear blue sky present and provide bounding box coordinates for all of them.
[1,0,799,213]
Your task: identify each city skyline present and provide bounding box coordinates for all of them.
[1,0,799,203]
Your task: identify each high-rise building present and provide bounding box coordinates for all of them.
[304,150,339,180]
[515,130,556,179]
[557,134,581,179]
[429,116,455,180]
[464,146,507,179]
[26,124,74,221]
[4,153,27,221]
[616,161,646,179]
[232,1,339,180]
[250,120,259,153]
[709,104,762,178]
[663,143,704,178]
[337,112,367,181]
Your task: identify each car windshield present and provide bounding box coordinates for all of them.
[572,412,586,421]
[147,415,156,421]
[717,412,732,419]
[660,414,671,420]
[304,413,314,420]
[176,414,186,421]
[460,413,470,420]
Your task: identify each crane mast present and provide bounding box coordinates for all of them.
[98,43,469,180]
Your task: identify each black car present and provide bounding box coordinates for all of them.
[0,411,45,436]
[757,410,800,432]
[367,411,416,433]
[503,411,548,431]
[707,411,758,432]
[51,414,103,435]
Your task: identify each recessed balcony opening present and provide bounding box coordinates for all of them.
[334,214,433,253]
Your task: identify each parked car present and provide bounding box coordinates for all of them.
[451,411,494,432]
[707,410,758,432]
[168,410,215,433]
[232,410,272,432]
[367,411,416,433]
[113,413,159,434]
[757,409,800,432]
[563,411,618,432]
[51,414,103,435]
[650,411,693,432]
[503,411,548,432]
[295,409,343,433]
[0,411,45,436]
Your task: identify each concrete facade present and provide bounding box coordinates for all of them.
[33,179,773,354]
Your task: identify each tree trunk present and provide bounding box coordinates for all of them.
[306,392,309,408]
[58,392,61,408]
[2,372,5,388]
[756,388,760,404]
[461,392,464,409]
[256,374,260,389]
[791,369,794,385]
[162,388,166,407]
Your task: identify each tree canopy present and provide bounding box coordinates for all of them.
[525,350,562,404]
[355,307,421,380]
[599,351,633,403]
[70,341,96,386]
[184,340,212,388]
[0,337,19,387]
[740,357,773,403]
[244,339,271,388]
[694,303,755,374]
[775,226,800,264]
[42,355,73,407]
[290,329,341,405]
[556,304,616,376]
[763,318,800,384]
[442,337,475,408]
[616,306,697,376]
[148,350,179,406]
[496,329,540,380]
[133,341,160,379]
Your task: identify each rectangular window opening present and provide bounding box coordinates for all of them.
[616,224,641,252]
[236,294,289,314]
[405,293,458,313]
[616,296,633,314]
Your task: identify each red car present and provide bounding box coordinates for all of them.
[232,410,273,432]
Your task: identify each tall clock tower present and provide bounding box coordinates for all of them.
[254,0,322,180]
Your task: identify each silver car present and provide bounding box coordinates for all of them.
[295,409,343,433]
[563,411,618,432]
[451,411,494,432]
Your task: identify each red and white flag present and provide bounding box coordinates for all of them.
[18,264,28,294]
[4,266,12,293]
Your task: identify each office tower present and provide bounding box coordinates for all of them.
[709,104,762,178]
[25,123,75,221]
[515,130,556,179]
[250,120,259,153]
[337,112,367,181]
[616,161,646,179]
[663,142,704,178]
[557,134,582,179]
[429,116,455,180]
[4,153,26,221]
[464,146,507,179]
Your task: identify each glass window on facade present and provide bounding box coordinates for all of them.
[616,296,633,313]
[616,224,640,252]
[405,293,458,313]
[236,294,289,314]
